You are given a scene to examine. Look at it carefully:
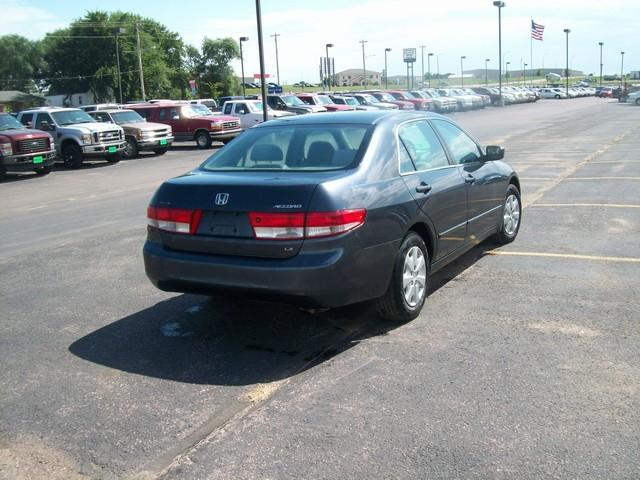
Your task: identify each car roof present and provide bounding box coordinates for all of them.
[19,107,79,113]
[90,109,135,114]
[255,110,447,128]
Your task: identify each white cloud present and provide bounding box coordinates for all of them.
[0,0,66,38]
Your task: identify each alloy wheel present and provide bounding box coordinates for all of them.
[402,246,427,308]
[503,194,521,236]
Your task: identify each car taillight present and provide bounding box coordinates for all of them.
[248,209,366,240]
[248,212,305,240]
[147,206,203,235]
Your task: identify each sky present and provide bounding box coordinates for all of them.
[2,0,637,84]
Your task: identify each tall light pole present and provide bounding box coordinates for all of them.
[359,40,368,87]
[620,51,625,89]
[505,61,510,85]
[384,48,391,89]
[254,2,268,122]
[563,28,570,98]
[114,27,125,104]
[325,43,334,89]
[135,23,145,101]
[271,33,280,86]
[239,36,249,97]
[420,45,426,88]
[493,1,505,105]
[428,53,434,88]
[523,62,528,86]
[460,56,466,87]
[485,58,490,86]
[598,42,604,87]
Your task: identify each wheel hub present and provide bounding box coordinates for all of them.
[503,194,521,236]
[402,246,427,308]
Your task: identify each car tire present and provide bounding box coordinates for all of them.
[555,94,561,99]
[62,144,83,169]
[153,148,168,155]
[0,165,6,181]
[376,232,429,322]
[123,138,138,159]
[494,184,522,245]
[106,153,121,164]
[34,165,52,176]
[635,98,640,106]
[195,131,212,149]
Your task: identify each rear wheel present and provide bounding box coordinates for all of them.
[62,144,83,169]
[195,131,212,149]
[555,94,561,99]
[123,138,138,159]
[153,148,168,155]
[34,165,52,176]
[635,98,640,106]
[494,184,522,244]
[0,165,6,181]
[376,232,429,322]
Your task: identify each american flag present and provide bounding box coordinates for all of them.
[531,20,545,41]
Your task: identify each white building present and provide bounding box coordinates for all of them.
[45,91,98,108]
[631,71,640,80]
[336,69,381,87]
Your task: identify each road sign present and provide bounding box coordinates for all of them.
[403,48,417,63]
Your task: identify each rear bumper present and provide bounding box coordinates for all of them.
[1,149,56,171]
[143,237,397,308]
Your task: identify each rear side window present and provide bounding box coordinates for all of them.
[201,125,372,171]
[223,103,232,115]
[398,121,449,172]
[20,113,33,126]
[432,120,482,165]
[135,109,151,120]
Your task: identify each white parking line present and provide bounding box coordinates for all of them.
[530,203,640,209]
[488,251,640,263]
[564,176,640,181]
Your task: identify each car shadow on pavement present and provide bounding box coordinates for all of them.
[69,242,498,386]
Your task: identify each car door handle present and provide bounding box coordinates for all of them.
[465,174,476,184]
[415,182,432,194]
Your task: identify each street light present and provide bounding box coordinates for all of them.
[493,1,505,105]
[563,28,570,98]
[114,27,125,104]
[598,42,604,87]
[485,58,490,86]
[359,40,368,87]
[428,53,434,87]
[271,33,280,86]
[254,1,268,122]
[620,51,625,89]
[325,43,334,89]
[460,56,466,87]
[420,45,426,88]
[384,48,392,89]
[505,61,510,85]
[239,36,249,97]
[523,62,528,86]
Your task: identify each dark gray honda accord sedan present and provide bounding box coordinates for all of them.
[144,111,521,321]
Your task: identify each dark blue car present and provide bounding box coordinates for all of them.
[144,111,521,321]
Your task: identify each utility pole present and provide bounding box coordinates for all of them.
[420,45,426,88]
[485,58,490,86]
[460,56,466,87]
[114,28,124,104]
[620,51,625,90]
[239,36,249,97]
[255,1,268,122]
[428,53,433,87]
[359,40,368,87]
[598,42,603,87]
[325,43,334,89]
[384,48,391,89]
[493,1,505,105]
[563,28,570,98]
[271,33,280,86]
[135,23,146,101]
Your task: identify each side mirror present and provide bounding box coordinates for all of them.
[485,145,505,161]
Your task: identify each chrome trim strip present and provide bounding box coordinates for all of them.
[468,204,502,224]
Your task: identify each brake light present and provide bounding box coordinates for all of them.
[147,206,203,235]
[248,209,366,240]
[248,212,305,240]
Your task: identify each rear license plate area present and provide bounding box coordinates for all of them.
[198,211,252,238]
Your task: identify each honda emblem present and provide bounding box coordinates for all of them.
[215,193,230,206]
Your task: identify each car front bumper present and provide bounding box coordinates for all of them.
[209,129,243,140]
[143,234,398,309]
[137,136,175,149]
[82,142,126,156]
[1,149,56,171]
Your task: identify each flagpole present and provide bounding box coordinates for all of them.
[530,18,533,86]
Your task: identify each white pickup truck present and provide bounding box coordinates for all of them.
[221,100,294,129]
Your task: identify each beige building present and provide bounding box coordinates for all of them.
[336,69,381,87]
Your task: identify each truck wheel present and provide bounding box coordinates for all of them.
[195,131,212,149]
[106,153,121,164]
[635,98,640,106]
[34,165,52,176]
[555,94,561,99]
[153,148,168,155]
[0,165,6,181]
[62,144,84,169]
[375,232,429,322]
[123,138,138,159]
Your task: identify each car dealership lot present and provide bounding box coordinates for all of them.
[1,98,639,479]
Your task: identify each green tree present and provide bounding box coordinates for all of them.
[197,38,241,98]
[0,35,46,92]
[42,11,186,102]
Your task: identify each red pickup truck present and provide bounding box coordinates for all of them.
[296,93,352,112]
[386,90,434,111]
[129,102,242,148]
[0,113,56,179]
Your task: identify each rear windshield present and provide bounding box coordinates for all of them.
[201,124,373,172]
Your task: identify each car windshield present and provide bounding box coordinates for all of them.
[361,94,380,103]
[111,111,145,124]
[248,102,265,112]
[402,92,416,99]
[0,114,25,131]
[201,124,373,172]
[315,95,334,105]
[188,104,213,116]
[427,90,441,97]
[378,93,396,102]
[343,97,359,106]
[51,110,95,125]
[282,96,305,107]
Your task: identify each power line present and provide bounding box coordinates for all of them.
[45,34,137,39]
[0,69,141,84]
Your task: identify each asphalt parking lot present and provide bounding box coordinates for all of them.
[1,98,639,480]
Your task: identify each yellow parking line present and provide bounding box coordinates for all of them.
[564,177,640,180]
[531,203,640,209]
[488,251,640,263]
